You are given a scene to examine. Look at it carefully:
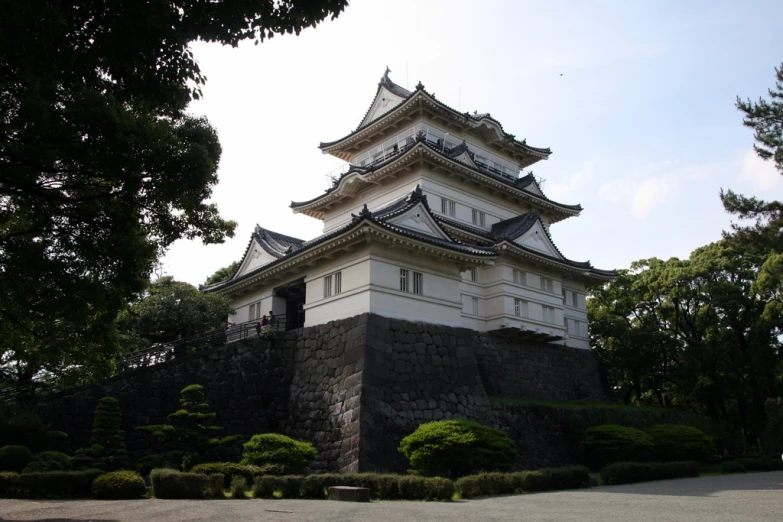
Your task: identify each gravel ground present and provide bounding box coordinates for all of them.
[1,471,781,522]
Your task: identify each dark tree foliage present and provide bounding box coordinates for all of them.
[78,396,129,471]
[0,0,347,384]
[116,276,234,351]
[204,261,240,286]
[137,384,239,470]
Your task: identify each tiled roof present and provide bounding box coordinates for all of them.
[292,138,582,214]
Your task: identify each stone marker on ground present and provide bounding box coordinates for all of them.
[328,486,371,502]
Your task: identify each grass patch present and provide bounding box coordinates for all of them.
[490,396,667,412]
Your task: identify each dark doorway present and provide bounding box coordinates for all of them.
[275,278,306,330]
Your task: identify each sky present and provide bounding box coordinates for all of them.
[162,0,783,287]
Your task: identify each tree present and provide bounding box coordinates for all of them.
[78,396,129,471]
[137,384,239,470]
[205,261,240,286]
[589,240,782,451]
[117,276,234,351]
[0,0,347,385]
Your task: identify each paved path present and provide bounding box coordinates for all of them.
[1,472,781,522]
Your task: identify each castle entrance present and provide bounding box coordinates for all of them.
[274,278,306,330]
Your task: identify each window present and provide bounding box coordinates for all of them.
[540,277,554,293]
[399,268,409,292]
[471,297,479,315]
[514,298,528,318]
[572,292,578,308]
[564,317,570,333]
[472,209,485,227]
[466,268,477,282]
[400,268,422,294]
[562,289,567,305]
[542,305,556,324]
[574,320,584,337]
[513,269,527,286]
[323,271,342,298]
[249,303,255,321]
[441,197,456,217]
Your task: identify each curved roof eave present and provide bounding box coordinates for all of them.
[497,240,617,281]
[292,140,581,216]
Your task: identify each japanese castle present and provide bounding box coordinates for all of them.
[203,70,616,349]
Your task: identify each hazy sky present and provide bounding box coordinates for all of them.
[162,0,783,286]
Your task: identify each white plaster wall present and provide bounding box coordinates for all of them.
[303,248,373,326]
[322,170,420,233]
[235,239,278,278]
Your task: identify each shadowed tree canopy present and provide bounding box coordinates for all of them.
[0,0,348,384]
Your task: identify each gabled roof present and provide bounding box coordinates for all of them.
[292,136,582,221]
[202,188,497,293]
[319,74,552,167]
[355,68,412,130]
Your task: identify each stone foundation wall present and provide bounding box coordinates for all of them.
[33,313,617,472]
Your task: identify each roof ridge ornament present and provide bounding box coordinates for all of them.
[415,81,425,90]
[380,66,391,85]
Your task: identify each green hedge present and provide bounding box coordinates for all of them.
[581,425,657,469]
[150,469,224,499]
[645,424,715,463]
[0,469,104,498]
[454,466,590,499]
[92,471,146,499]
[230,476,248,499]
[191,463,264,484]
[241,434,317,472]
[720,460,747,473]
[252,473,455,501]
[732,457,783,472]
[600,461,700,485]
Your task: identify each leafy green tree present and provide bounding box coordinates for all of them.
[589,240,782,451]
[205,262,240,286]
[117,277,234,350]
[77,396,129,471]
[0,0,347,385]
[137,384,239,470]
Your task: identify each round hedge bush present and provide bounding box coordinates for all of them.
[581,425,656,470]
[241,434,317,471]
[645,424,715,463]
[0,445,33,472]
[398,419,518,477]
[92,470,147,499]
[720,460,747,473]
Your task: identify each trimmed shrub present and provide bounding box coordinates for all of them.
[0,445,33,472]
[191,462,263,484]
[0,469,104,498]
[25,451,72,473]
[150,469,224,499]
[733,457,783,472]
[92,471,146,499]
[600,461,700,485]
[241,434,317,473]
[398,420,518,477]
[255,473,455,501]
[78,397,129,471]
[454,466,590,498]
[646,424,715,463]
[0,409,68,453]
[581,425,656,469]
[230,476,247,499]
[720,460,747,473]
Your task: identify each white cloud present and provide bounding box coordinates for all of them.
[737,148,781,191]
[598,166,677,220]
[547,161,596,200]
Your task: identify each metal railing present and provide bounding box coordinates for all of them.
[0,317,288,404]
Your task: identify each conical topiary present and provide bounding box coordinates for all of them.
[79,396,129,470]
